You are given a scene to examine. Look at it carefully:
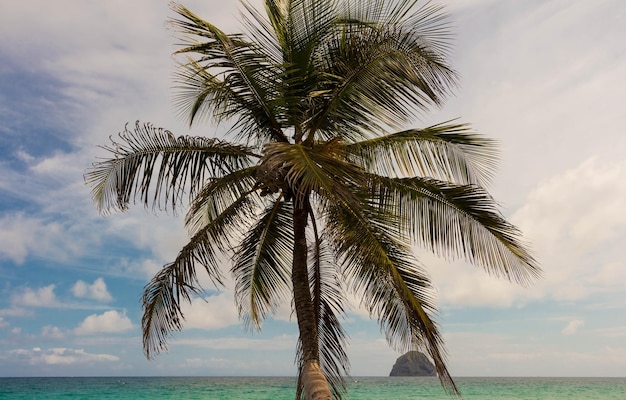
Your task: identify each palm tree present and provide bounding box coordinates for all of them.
[85,1,540,399]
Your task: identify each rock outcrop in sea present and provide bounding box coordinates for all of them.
[389,351,436,376]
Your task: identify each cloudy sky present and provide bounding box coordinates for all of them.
[1,0,625,378]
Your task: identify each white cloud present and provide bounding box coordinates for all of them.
[433,0,626,209]
[426,157,626,309]
[72,278,113,302]
[14,149,35,163]
[595,326,626,339]
[512,158,626,301]
[514,158,626,248]
[74,310,133,335]
[174,334,297,351]
[100,212,193,279]
[422,251,537,310]
[12,285,59,308]
[177,351,296,375]
[347,336,399,376]
[444,331,626,376]
[485,347,626,377]
[0,317,8,328]
[182,357,229,368]
[137,259,164,280]
[562,319,585,335]
[0,215,52,265]
[446,0,500,13]
[30,151,85,178]
[0,307,32,317]
[7,347,119,365]
[41,325,66,340]
[0,213,84,265]
[181,293,240,331]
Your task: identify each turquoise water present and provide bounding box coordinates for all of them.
[0,376,625,399]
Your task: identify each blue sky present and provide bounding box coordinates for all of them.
[1,0,625,377]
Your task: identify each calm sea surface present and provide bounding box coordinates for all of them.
[1,376,624,399]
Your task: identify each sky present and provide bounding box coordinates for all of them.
[0,0,625,378]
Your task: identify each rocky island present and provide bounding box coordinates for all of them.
[389,351,436,377]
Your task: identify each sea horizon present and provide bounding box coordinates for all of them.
[2,376,625,399]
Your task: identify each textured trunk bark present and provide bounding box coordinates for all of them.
[302,359,332,400]
[292,197,332,400]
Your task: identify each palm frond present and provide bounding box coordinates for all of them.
[302,213,348,400]
[239,1,283,63]
[259,140,366,206]
[285,0,337,55]
[339,0,384,23]
[305,1,457,142]
[369,257,459,396]
[84,121,255,213]
[170,3,288,143]
[260,0,289,51]
[185,166,259,237]
[142,262,201,360]
[258,0,340,141]
[232,198,294,329]
[324,199,459,395]
[345,121,498,186]
[371,175,541,285]
[142,192,256,358]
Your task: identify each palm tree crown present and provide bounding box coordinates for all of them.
[85,1,540,399]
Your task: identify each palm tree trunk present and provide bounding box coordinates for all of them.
[292,197,332,400]
[301,360,332,400]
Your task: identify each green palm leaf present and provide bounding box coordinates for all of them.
[324,199,459,395]
[141,262,200,359]
[185,167,259,237]
[85,121,255,213]
[170,3,288,143]
[232,198,294,329]
[305,1,457,141]
[259,139,365,205]
[142,192,256,358]
[345,122,498,186]
[370,175,540,284]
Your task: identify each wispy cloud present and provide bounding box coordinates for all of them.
[594,326,626,339]
[562,319,585,335]
[173,334,297,351]
[5,347,119,366]
[0,307,32,318]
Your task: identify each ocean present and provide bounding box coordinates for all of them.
[1,376,624,399]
